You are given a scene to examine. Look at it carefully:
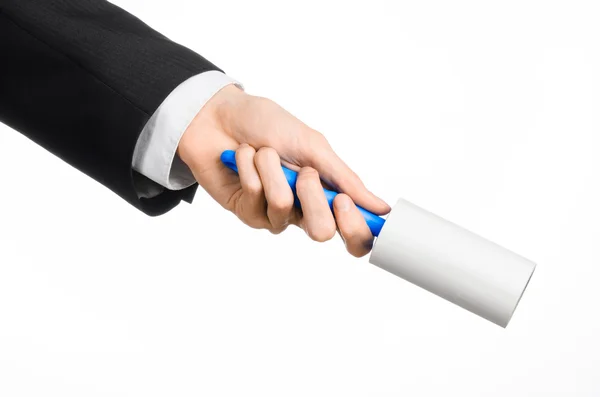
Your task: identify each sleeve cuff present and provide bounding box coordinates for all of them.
[132,70,242,194]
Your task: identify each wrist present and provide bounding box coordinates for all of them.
[178,84,247,168]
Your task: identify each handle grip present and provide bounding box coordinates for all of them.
[220,150,385,236]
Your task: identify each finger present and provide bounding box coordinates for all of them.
[254,147,296,233]
[333,194,374,257]
[226,97,389,215]
[296,167,337,242]
[235,144,269,229]
[299,133,391,216]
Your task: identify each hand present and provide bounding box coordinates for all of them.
[178,85,390,257]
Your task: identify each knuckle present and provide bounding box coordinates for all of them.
[237,144,256,156]
[340,228,359,243]
[256,146,277,158]
[305,130,330,150]
[337,171,360,189]
[268,225,288,235]
[254,146,279,166]
[311,130,328,143]
[244,180,263,196]
[296,167,320,192]
[269,192,294,212]
[244,216,268,230]
[297,167,319,185]
[308,221,337,243]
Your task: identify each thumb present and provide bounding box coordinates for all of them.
[297,133,391,215]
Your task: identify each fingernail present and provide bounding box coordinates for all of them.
[337,195,352,212]
[373,194,389,208]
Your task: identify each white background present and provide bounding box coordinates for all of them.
[1,0,599,395]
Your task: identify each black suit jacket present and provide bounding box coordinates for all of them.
[0,0,220,215]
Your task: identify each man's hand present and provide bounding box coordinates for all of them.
[178,85,390,257]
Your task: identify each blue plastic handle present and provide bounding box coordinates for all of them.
[220,150,386,236]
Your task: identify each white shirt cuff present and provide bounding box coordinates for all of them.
[132,71,241,196]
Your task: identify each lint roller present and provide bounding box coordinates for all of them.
[221,150,535,327]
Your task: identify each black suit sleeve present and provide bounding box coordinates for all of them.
[0,0,220,215]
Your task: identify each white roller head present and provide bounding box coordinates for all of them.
[369,199,535,327]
